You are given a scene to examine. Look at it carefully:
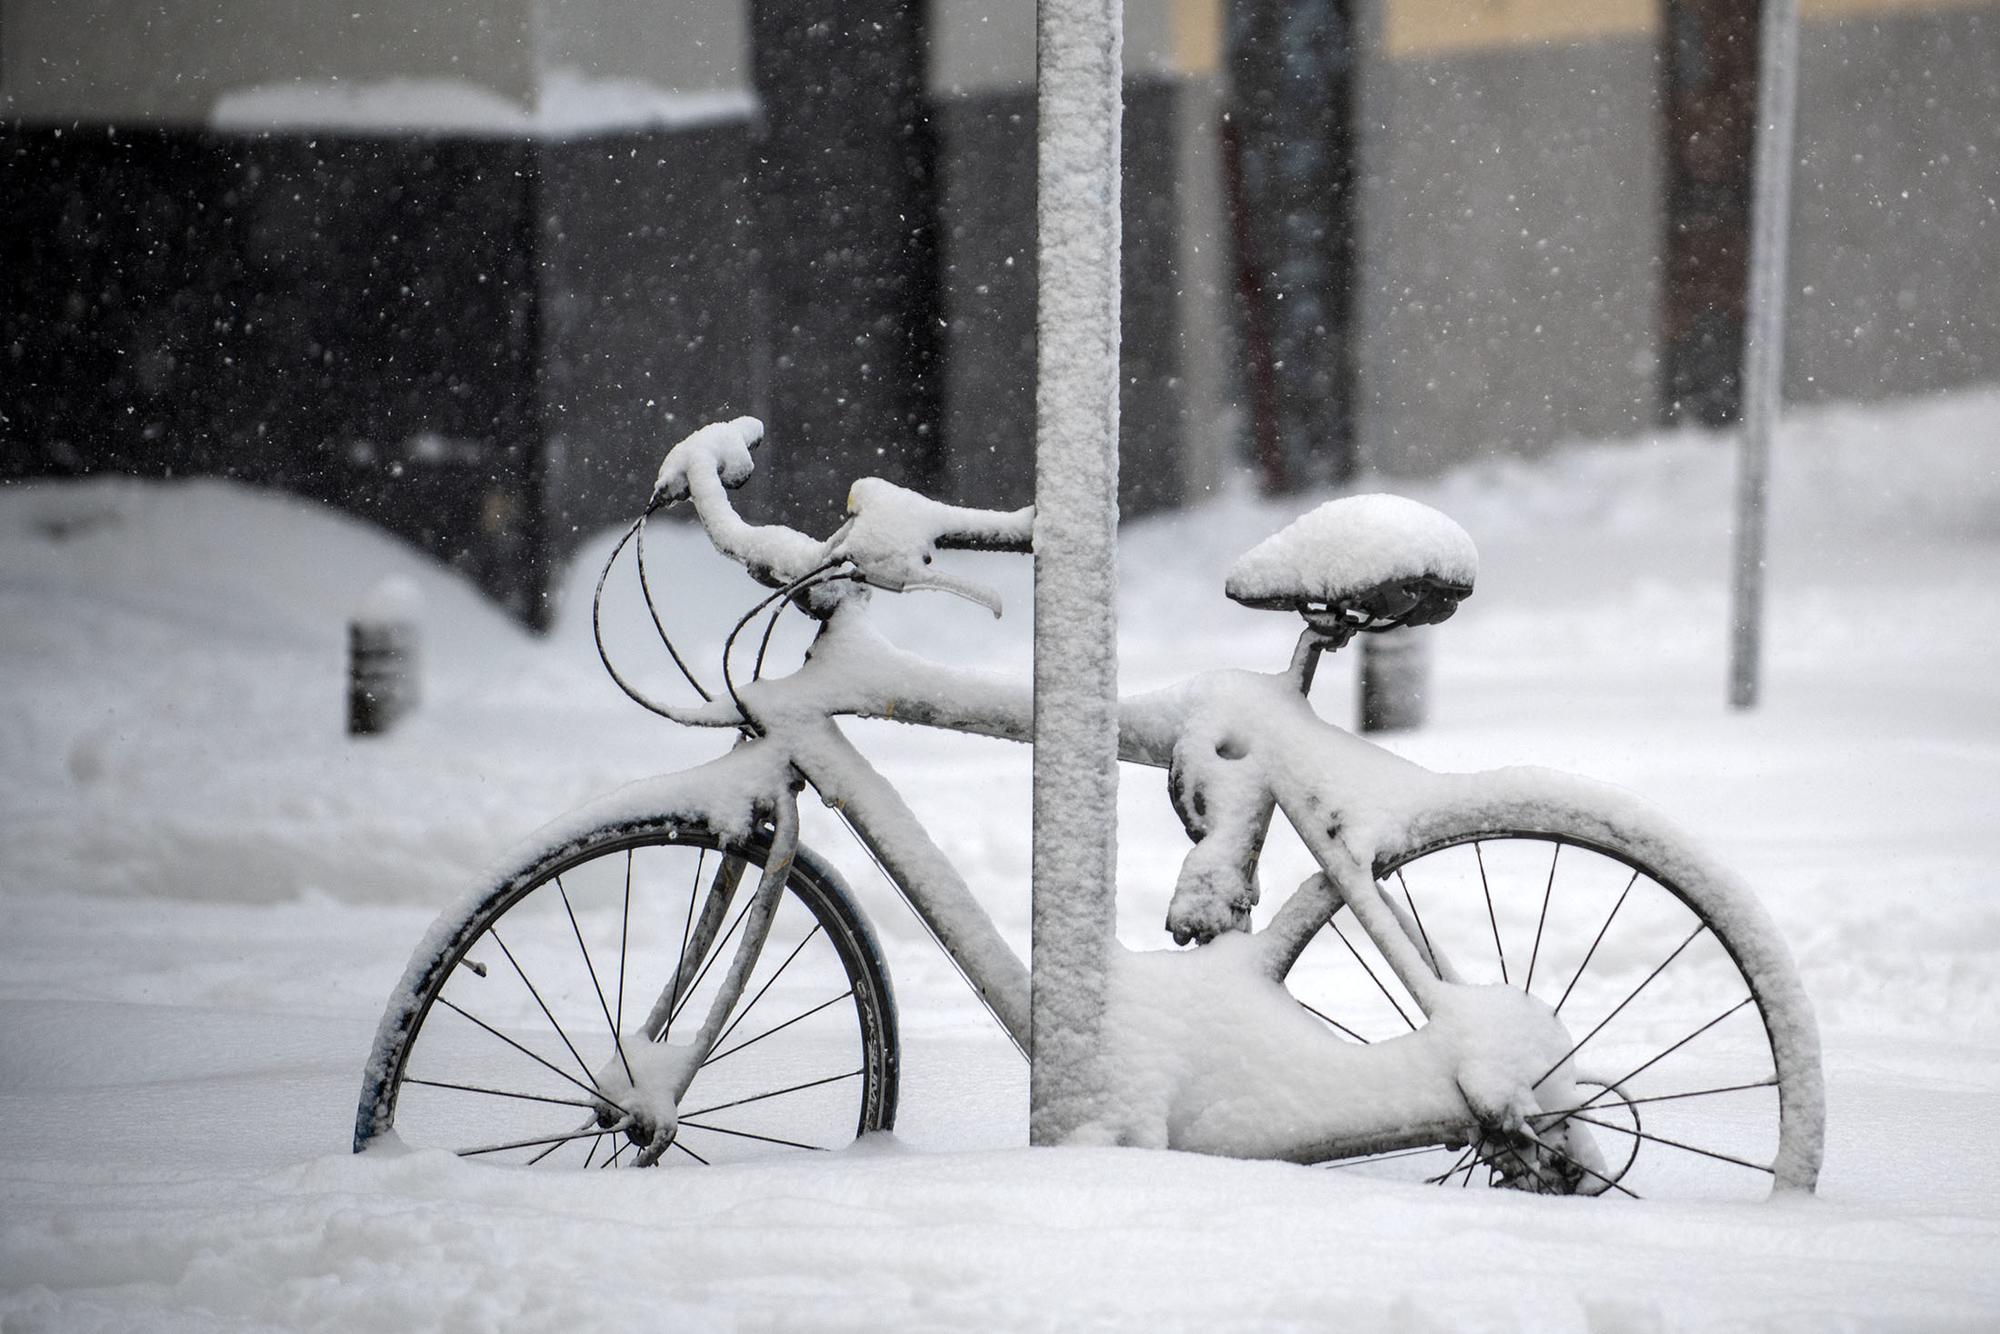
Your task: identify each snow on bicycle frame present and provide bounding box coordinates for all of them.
[357,418,1823,1196]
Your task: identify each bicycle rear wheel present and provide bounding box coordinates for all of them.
[356,817,898,1168]
[1283,801,1821,1199]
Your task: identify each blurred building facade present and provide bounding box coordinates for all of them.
[3,0,1995,623]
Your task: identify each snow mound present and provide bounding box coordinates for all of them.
[211,71,757,138]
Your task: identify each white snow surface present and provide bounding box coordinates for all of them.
[5,389,2000,1328]
[211,70,756,137]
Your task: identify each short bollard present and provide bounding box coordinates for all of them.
[349,575,423,737]
[1358,627,1428,733]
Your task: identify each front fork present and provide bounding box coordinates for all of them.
[600,784,805,1163]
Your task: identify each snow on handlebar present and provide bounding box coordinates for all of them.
[825,479,1031,617]
[651,417,826,589]
[653,419,1032,615]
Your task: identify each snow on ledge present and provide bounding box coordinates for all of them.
[210,70,756,138]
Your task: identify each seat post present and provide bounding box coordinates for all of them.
[1288,627,1327,694]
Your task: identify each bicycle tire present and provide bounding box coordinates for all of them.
[1284,785,1823,1199]
[355,816,898,1168]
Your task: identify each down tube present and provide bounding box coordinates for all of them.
[789,720,1034,1053]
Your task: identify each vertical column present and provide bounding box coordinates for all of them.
[1223,0,1360,493]
[1030,0,1123,1147]
[1659,0,1761,426]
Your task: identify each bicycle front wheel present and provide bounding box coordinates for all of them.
[356,817,898,1168]
[1284,788,1822,1199]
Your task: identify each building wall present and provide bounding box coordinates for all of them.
[0,0,539,122]
[1356,33,1665,475]
[4,0,1994,625]
[1788,4,2000,405]
[1357,0,2000,476]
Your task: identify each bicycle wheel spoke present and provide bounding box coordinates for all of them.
[660,847,705,1044]
[1475,842,1509,985]
[1424,1143,1479,1184]
[1325,1143,1454,1168]
[559,876,633,1087]
[434,996,634,1119]
[1297,998,1370,1045]
[712,922,824,1052]
[1329,918,1415,1031]
[1554,869,1638,1016]
[458,1126,606,1159]
[676,1120,828,1152]
[1395,870,1440,980]
[1553,997,1759,1120]
[583,1133,603,1168]
[1488,1138,1548,1190]
[703,989,856,1067]
[1566,1113,1774,1176]
[1533,1137,1642,1199]
[672,1139,711,1165]
[1534,920,1709,1089]
[680,1068,863,1121]
[1523,844,1559,995]
[401,1076,601,1110]
[527,1119,595,1166]
[489,927,596,1087]
[668,868,761,1029]
[1532,1076,1777,1125]
[614,851,633,1053]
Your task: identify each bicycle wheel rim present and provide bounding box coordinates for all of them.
[1289,828,1804,1199]
[358,821,897,1168]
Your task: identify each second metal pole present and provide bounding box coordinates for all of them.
[1729,0,1801,710]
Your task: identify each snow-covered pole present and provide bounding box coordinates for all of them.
[1728,0,1801,710]
[1030,0,1123,1145]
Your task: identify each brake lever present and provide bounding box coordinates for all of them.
[888,570,1004,618]
[821,501,1005,616]
[844,562,1003,618]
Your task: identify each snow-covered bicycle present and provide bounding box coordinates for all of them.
[355,418,1823,1198]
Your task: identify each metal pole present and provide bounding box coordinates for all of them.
[1030,0,1123,1145]
[348,575,424,737]
[1728,0,1801,710]
[1358,628,1428,733]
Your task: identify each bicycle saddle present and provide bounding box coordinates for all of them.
[1225,494,1477,627]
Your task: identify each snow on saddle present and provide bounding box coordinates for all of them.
[1225,494,1477,630]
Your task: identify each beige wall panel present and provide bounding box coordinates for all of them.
[535,0,748,93]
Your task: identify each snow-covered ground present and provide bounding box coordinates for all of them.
[3,389,1999,1330]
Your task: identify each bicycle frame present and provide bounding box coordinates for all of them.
[504,418,1818,1186]
[356,421,1821,1193]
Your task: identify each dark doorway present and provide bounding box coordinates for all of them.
[1223,0,1361,493]
[1659,0,1760,427]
